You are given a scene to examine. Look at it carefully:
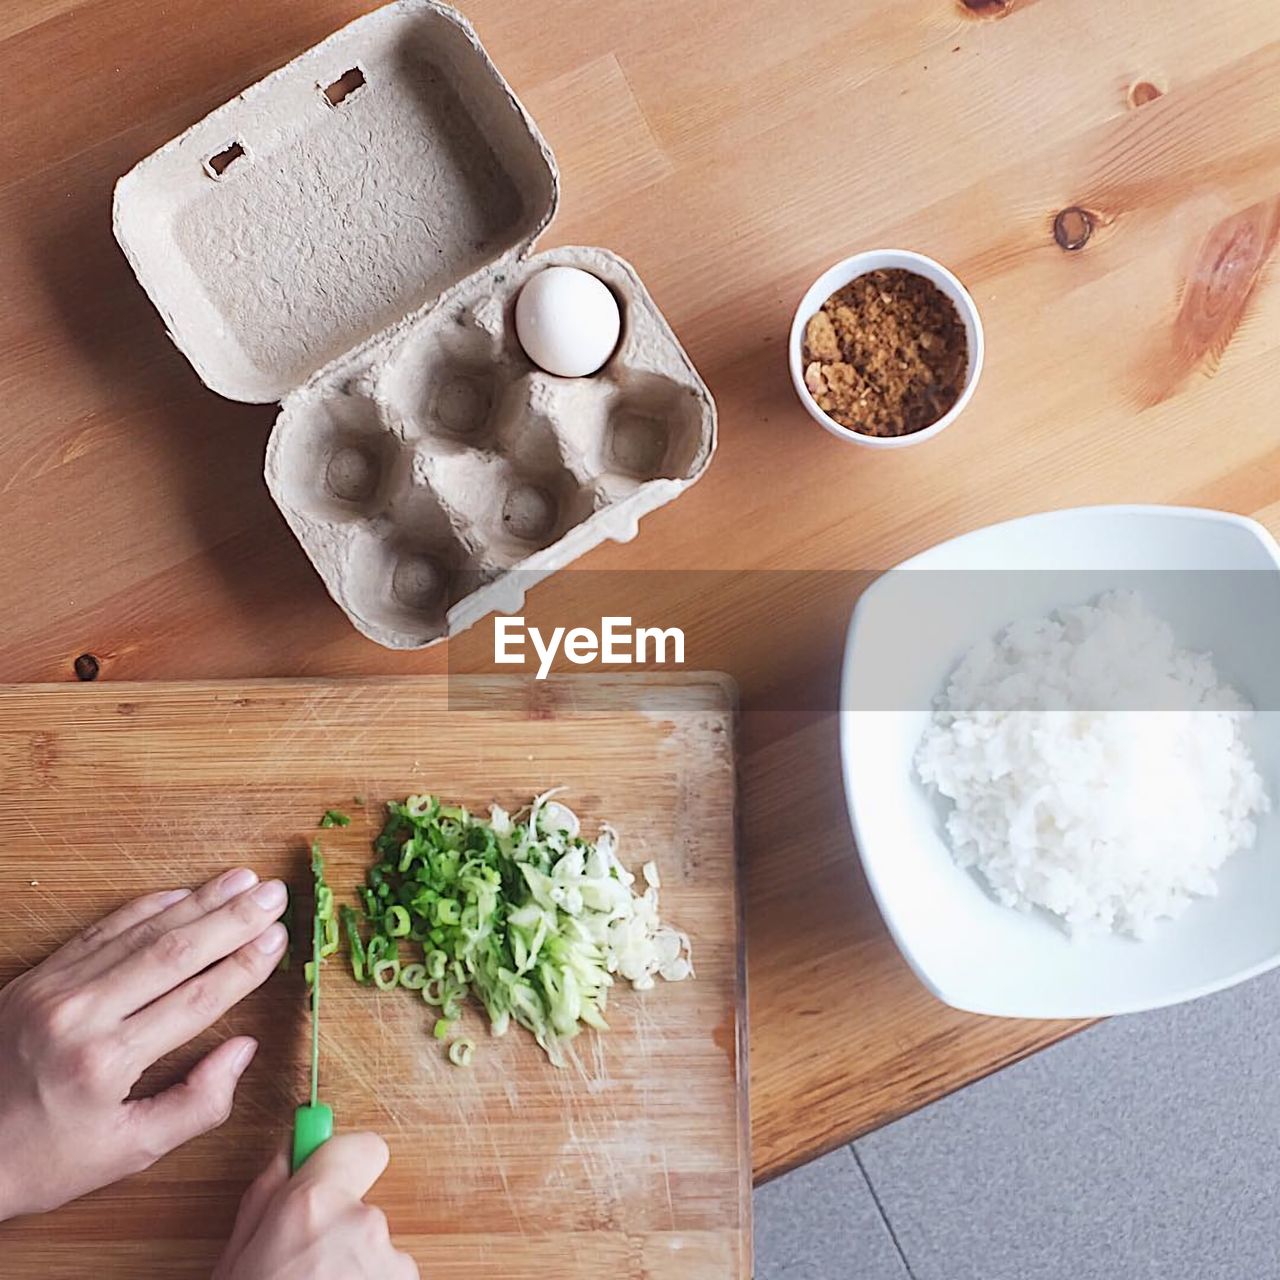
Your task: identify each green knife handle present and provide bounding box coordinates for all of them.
[292,1103,334,1173]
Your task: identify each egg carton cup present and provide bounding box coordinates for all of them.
[269,246,712,646]
[113,0,716,648]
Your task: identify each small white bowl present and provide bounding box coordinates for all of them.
[789,249,984,448]
[841,505,1280,1018]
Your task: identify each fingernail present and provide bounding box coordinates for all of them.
[253,922,288,955]
[218,867,259,900]
[251,880,288,912]
[232,1038,259,1075]
[158,888,192,907]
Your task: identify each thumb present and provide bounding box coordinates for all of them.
[293,1131,390,1201]
[218,1143,290,1270]
[127,1036,258,1170]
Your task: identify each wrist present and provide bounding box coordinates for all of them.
[0,1166,23,1223]
[0,1144,46,1223]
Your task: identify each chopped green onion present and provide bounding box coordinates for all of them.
[341,906,367,983]
[448,1038,475,1068]
[433,1017,454,1040]
[341,790,691,1067]
[320,810,351,829]
[366,934,392,968]
[319,915,340,958]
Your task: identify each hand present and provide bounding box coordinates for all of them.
[213,1133,419,1280]
[0,867,287,1220]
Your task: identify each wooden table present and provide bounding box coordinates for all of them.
[4,0,1280,1189]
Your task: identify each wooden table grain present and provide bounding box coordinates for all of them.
[3,0,1280,1192]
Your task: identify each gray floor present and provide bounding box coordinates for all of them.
[754,968,1280,1279]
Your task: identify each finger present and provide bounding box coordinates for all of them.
[92,879,288,1018]
[45,887,193,972]
[123,922,287,1064]
[76,867,262,982]
[125,1036,258,1171]
[395,1253,422,1279]
[222,1143,290,1264]
[292,1132,391,1201]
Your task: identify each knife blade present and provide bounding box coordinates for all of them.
[292,842,334,1172]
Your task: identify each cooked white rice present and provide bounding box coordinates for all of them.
[915,591,1269,938]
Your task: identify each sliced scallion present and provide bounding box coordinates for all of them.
[343,790,691,1067]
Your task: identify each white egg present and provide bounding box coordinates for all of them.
[514,266,621,377]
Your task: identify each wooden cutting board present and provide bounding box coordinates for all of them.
[0,675,747,1278]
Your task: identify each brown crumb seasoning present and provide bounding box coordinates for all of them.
[803,269,968,437]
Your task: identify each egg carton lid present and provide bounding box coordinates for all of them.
[112,0,559,404]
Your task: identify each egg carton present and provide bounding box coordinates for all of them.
[112,0,716,649]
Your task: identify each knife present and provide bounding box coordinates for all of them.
[292,844,334,1172]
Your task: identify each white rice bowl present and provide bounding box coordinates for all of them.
[916,591,1270,938]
